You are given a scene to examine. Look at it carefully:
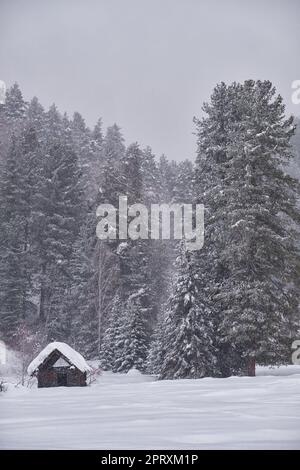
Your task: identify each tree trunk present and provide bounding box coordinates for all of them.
[247,357,256,377]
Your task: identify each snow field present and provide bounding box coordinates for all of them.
[0,366,299,449]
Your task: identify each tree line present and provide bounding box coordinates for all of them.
[0,80,299,378]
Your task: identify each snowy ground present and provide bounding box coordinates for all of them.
[0,366,300,449]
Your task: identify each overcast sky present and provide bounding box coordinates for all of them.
[1,0,299,160]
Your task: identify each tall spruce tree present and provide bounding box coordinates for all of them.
[159,244,217,379]
[99,294,124,370]
[114,294,149,372]
[194,80,300,376]
[33,106,83,331]
[0,138,27,344]
[0,120,40,345]
[193,82,242,376]
[113,143,152,371]
[217,80,300,374]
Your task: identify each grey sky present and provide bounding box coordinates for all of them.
[0,0,299,161]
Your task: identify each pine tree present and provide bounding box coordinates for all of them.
[90,118,104,191]
[147,307,170,374]
[0,84,26,163]
[0,96,49,346]
[172,159,194,203]
[71,111,101,199]
[65,203,98,356]
[193,82,241,376]
[92,118,103,147]
[99,294,124,370]
[103,143,154,372]
[217,80,300,374]
[4,83,27,125]
[114,294,149,373]
[194,80,300,376]
[141,146,162,204]
[100,124,126,205]
[158,154,178,203]
[0,132,31,340]
[0,217,27,344]
[33,106,84,330]
[159,245,217,379]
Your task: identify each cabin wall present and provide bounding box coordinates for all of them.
[38,369,57,388]
[37,367,87,388]
[67,369,87,387]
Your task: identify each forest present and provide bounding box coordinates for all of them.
[0,80,299,379]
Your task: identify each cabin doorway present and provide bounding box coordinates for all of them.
[57,372,67,386]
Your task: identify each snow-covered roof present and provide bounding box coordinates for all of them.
[27,342,92,376]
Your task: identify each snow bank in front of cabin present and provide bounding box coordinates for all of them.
[27,342,92,376]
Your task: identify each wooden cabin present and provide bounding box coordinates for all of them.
[27,342,92,388]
